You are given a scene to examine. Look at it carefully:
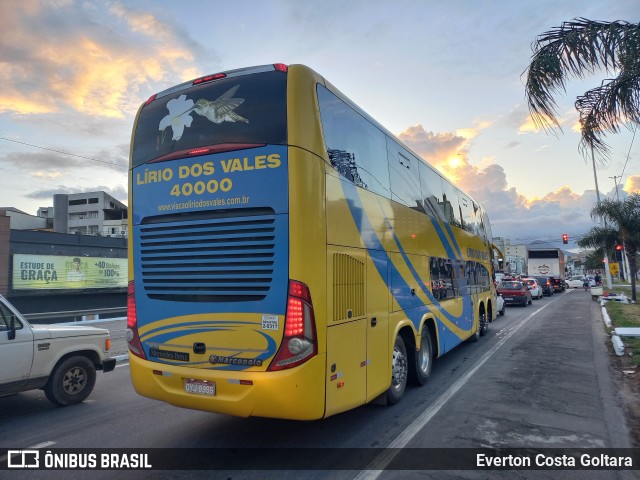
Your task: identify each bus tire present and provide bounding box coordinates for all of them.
[479,310,488,336]
[387,335,408,404]
[409,327,433,386]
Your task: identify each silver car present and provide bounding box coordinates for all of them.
[523,278,544,299]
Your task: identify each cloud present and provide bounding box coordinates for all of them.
[25,184,127,206]
[1,151,84,171]
[518,115,540,134]
[456,121,491,141]
[33,171,63,179]
[396,124,606,246]
[0,147,127,173]
[538,186,582,207]
[25,186,88,200]
[0,0,207,118]
[398,124,466,163]
[623,175,640,193]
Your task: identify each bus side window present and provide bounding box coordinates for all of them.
[444,259,457,298]
[388,142,423,213]
[419,162,446,221]
[317,85,390,198]
[482,210,493,244]
[441,181,461,229]
[459,194,476,234]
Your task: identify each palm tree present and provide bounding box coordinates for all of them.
[524,18,640,160]
[577,194,640,300]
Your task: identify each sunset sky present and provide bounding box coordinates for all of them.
[0,0,637,249]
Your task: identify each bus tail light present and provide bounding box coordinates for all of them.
[126,281,146,359]
[149,143,266,164]
[268,280,317,371]
[273,63,288,72]
[193,73,226,85]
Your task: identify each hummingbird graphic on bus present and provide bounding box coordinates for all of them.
[158,85,249,142]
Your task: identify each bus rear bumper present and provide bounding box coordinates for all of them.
[128,353,327,420]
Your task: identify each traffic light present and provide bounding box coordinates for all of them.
[562,233,568,244]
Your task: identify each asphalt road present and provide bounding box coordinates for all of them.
[1,290,637,480]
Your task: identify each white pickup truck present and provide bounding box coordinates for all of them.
[0,295,116,406]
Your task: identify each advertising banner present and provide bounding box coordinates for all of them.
[12,254,127,291]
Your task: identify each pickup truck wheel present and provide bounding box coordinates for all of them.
[45,356,96,406]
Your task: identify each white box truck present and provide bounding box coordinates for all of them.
[527,248,565,279]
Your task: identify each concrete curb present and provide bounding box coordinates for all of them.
[602,306,612,327]
[602,304,625,356]
[612,335,625,356]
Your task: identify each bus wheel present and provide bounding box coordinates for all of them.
[387,335,408,404]
[479,311,488,337]
[409,328,433,386]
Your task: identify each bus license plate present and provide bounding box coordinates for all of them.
[184,379,215,396]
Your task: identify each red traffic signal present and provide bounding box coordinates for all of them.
[562,234,568,244]
[616,244,623,250]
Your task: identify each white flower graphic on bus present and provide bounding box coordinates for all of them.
[158,94,194,141]
[158,86,249,141]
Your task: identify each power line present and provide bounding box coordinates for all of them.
[0,137,128,169]
[619,124,637,180]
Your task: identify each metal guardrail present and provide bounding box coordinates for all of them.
[23,307,127,321]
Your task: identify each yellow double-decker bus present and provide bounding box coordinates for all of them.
[127,63,497,420]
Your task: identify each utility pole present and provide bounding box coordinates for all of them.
[592,147,613,289]
[609,175,623,280]
[609,175,621,201]
[609,175,630,282]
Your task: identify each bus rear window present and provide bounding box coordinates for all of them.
[132,70,287,167]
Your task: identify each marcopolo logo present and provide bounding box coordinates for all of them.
[7,450,40,468]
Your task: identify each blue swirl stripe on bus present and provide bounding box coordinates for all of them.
[429,216,459,260]
[139,322,277,370]
[442,221,463,259]
[341,180,474,349]
[382,213,474,328]
[140,320,262,342]
[211,331,277,371]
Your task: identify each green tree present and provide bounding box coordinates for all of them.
[583,249,606,271]
[524,18,640,160]
[578,194,640,300]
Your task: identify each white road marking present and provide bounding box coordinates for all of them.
[353,299,558,480]
[29,441,56,449]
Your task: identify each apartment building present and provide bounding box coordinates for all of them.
[53,192,127,237]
